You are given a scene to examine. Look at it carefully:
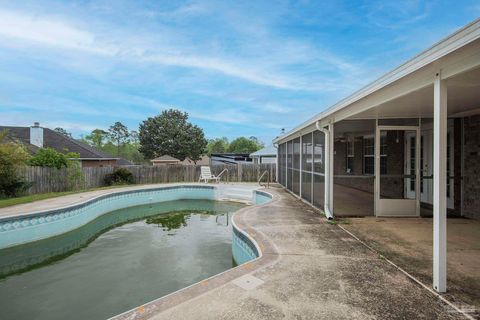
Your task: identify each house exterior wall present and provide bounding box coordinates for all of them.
[257,156,276,164]
[453,118,463,216]
[333,131,404,199]
[277,117,478,219]
[151,161,180,166]
[81,160,117,167]
[463,115,480,219]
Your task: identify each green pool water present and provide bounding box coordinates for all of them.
[0,199,245,320]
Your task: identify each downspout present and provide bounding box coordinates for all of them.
[316,121,334,220]
[273,142,279,183]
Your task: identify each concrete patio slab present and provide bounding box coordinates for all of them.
[342,217,480,315]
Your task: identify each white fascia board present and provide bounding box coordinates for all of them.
[274,18,480,144]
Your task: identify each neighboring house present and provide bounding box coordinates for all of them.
[150,155,180,166]
[250,146,277,164]
[179,155,210,166]
[273,20,480,293]
[210,153,252,165]
[0,123,130,167]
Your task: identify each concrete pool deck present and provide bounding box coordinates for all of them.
[0,183,471,319]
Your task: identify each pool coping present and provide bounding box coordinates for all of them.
[0,185,219,223]
[109,187,280,320]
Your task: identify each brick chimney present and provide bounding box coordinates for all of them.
[30,122,43,148]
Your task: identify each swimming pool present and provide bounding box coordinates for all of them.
[0,185,272,320]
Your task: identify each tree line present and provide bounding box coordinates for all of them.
[0,108,265,198]
[60,109,264,164]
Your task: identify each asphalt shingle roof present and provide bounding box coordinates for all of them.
[0,126,118,159]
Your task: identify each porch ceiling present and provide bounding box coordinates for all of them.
[349,66,480,120]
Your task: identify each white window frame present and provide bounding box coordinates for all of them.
[346,136,354,174]
[363,133,387,175]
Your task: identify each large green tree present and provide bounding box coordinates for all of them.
[139,109,207,161]
[228,137,263,153]
[206,137,229,155]
[81,127,145,164]
[54,127,72,138]
[84,129,108,149]
[109,122,129,156]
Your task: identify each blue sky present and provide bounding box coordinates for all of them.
[0,1,478,143]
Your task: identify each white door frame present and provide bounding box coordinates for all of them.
[405,122,454,209]
[375,125,420,217]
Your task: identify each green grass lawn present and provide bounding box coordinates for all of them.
[0,186,130,209]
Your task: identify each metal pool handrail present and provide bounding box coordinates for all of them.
[217,168,229,183]
[258,170,270,188]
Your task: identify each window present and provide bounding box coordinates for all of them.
[346,137,354,173]
[409,136,416,191]
[363,133,387,175]
[313,131,324,174]
[363,136,374,175]
[302,133,312,172]
[420,136,424,193]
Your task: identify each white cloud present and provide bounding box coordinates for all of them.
[0,9,364,92]
[364,1,431,29]
[141,54,303,90]
[0,112,101,133]
[257,103,294,114]
[0,10,115,55]
[141,3,208,19]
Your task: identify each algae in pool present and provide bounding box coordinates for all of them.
[0,199,246,320]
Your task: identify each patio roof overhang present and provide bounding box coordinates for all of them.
[274,18,480,144]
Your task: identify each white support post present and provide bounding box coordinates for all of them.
[374,119,380,216]
[300,135,303,197]
[324,127,331,215]
[275,144,279,183]
[328,123,334,214]
[433,71,447,293]
[316,121,333,219]
[285,143,288,187]
[311,132,314,204]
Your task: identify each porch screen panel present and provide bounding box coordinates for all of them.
[281,142,287,186]
[313,130,325,209]
[278,143,282,185]
[286,140,293,191]
[292,137,301,195]
[379,129,416,200]
[278,143,286,186]
[301,133,313,202]
[333,119,376,216]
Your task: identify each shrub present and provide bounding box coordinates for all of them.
[27,148,85,191]
[0,130,31,197]
[104,167,134,186]
[0,175,31,197]
[27,148,69,169]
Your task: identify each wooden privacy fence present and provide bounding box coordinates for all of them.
[18,163,276,195]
